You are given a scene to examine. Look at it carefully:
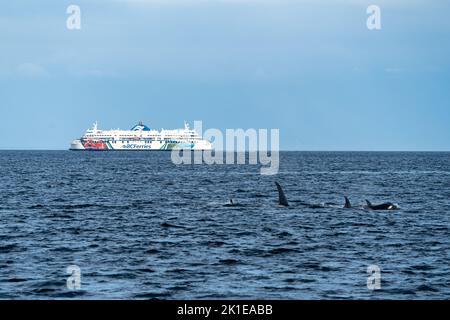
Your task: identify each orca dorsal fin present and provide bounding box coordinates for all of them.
[365,200,372,207]
[344,196,351,208]
[275,182,289,207]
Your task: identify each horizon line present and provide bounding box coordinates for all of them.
[1,149,450,152]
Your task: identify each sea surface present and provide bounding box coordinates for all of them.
[0,151,449,299]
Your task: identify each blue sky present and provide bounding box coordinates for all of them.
[0,0,449,150]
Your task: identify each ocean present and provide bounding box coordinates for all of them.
[0,151,449,299]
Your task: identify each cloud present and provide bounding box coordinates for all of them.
[385,67,403,73]
[112,0,315,6]
[68,68,119,78]
[17,63,48,77]
[112,0,412,6]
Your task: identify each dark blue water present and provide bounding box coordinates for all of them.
[0,151,449,299]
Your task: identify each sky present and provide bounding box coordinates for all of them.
[0,0,449,150]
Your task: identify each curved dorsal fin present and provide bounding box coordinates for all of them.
[344,196,351,208]
[275,182,289,207]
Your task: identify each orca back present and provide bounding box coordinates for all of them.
[365,200,398,210]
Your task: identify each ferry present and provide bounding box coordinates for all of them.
[70,121,212,151]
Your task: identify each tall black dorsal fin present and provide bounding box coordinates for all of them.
[275,182,289,207]
[344,196,351,208]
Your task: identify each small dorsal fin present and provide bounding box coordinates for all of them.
[275,182,289,207]
[365,200,372,207]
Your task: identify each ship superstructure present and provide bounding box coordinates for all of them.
[70,121,212,151]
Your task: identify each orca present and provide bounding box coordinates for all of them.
[344,196,352,208]
[223,199,235,207]
[365,200,399,211]
[275,182,289,207]
[161,222,184,229]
